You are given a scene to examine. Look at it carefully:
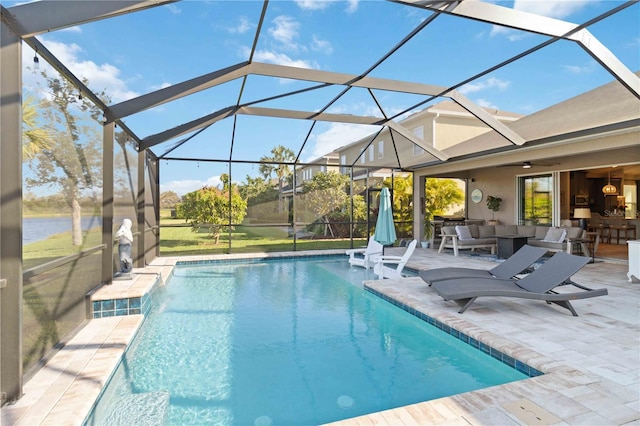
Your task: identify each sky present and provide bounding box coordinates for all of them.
[8,0,640,196]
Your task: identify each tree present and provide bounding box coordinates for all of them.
[382,174,414,237]
[301,171,366,237]
[160,191,182,209]
[177,174,247,244]
[239,175,279,207]
[424,177,465,219]
[22,94,54,159]
[25,71,109,245]
[259,145,295,211]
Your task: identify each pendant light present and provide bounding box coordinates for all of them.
[602,169,617,195]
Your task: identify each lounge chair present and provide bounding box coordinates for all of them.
[373,239,417,279]
[346,236,384,269]
[419,245,547,285]
[430,252,607,316]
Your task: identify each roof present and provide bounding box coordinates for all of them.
[443,72,640,159]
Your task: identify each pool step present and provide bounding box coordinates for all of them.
[104,391,170,426]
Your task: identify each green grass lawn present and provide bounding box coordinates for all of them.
[159,223,357,255]
[22,213,363,267]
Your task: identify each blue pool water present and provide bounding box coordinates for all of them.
[87,256,528,425]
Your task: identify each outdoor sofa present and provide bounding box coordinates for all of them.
[438,224,589,257]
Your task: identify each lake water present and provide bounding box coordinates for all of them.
[23,216,102,245]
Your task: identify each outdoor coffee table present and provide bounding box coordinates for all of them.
[496,235,528,259]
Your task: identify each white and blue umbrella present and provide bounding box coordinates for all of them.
[373,187,396,248]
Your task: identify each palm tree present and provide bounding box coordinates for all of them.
[259,145,295,212]
[22,94,53,159]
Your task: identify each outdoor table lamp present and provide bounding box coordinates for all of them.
[574,208,591,230]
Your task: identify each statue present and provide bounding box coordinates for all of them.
[115,218,133,278]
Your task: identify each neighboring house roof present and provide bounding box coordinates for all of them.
[334,100,523,154]
[443,73,640,158]
[426,100,523,121]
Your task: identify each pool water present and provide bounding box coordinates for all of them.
[87,256,527,425]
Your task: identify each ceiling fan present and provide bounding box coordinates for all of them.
[498,161,559,169]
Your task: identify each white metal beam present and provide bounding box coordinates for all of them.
[386,122,450,161]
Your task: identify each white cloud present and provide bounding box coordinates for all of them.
[345,0,359,14]
[474,98,499,110]
[562,63,593,74]
[489,25,526,41]
[227,16,252,34]
[311,35,333,54]
[43,40,139,103]
[512,0,591,20]
[161,175,223,196]
[250,48,318,69]
[60,26,82,33]
[459,77,510,95]
[166,4,182,15]
[307,123,378,161]
[295,0,333,11]
[269,16,301,50]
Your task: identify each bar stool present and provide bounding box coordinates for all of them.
[609,215,636,244]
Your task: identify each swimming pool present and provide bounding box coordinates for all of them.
[86,256,529,425]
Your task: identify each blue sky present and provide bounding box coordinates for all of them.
[11,0,640,195]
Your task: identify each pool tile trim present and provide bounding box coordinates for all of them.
[365,285,544,378]
[91,275,159,318]
[175,252,342,266]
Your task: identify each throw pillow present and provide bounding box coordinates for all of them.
[455,225,474,240]
[542,227,567,243]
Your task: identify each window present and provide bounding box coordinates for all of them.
[378,140,384,159]
[519,174,553,225]
[360,149,366,164]
[368,145,374,162]
[413,126,425,155]
[340,154,347,174]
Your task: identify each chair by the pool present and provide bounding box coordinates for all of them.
[373,239,417,279]
[430,251,607,316]
[346,236,384,269]
[419,245,547,285]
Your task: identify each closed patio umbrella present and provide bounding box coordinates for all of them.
[373,187,396,251]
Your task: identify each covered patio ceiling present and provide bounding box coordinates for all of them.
[3,0,639,171]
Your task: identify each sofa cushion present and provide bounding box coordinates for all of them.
[564,227,583,239]
[458,237,495,246]
[542,227,567,243]
[442,226,457,236]
[535,226,549,240]
[517,226,537,237]
[455,225,474,240]
[495,225,518,236]
[467,224,480,238]
[478,225,495,238]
